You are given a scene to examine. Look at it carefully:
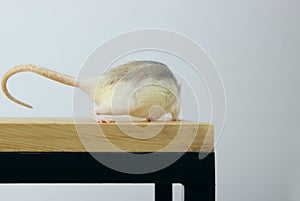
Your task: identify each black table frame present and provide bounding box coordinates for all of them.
[0,152,215,201]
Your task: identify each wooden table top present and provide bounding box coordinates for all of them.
[0,118,214,153]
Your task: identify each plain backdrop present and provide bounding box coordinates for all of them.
[0,0,299,201]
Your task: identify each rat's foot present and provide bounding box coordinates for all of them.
[170,118,181,121]
[97,119,116,123]
[90,110,115,123]
[94,116,115,123]
[94,115,115,123]
[97,118,115,123]
[145,117,156,122]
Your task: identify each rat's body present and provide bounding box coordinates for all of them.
[2,61,180,122]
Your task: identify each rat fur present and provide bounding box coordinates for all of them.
[2,61,181,122]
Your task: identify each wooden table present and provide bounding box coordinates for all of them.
[0,118,215,201]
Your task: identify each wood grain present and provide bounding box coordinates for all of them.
[0,118,214,152]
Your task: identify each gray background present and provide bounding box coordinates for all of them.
[0,0,299,200]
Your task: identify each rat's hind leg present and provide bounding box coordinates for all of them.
[170,101,180,121]
[90,109,115,123]
[171,112,180,121]
[146,105,167,121]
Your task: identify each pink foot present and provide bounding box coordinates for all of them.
[145,118,156,122]
[97,118,115,123]
[90,110,115,123]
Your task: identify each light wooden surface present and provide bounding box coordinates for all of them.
[0,118,214,152]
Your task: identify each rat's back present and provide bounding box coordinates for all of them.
[105,61,179,87]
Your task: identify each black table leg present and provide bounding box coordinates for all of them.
[183,182,215,201]
[155,182,172,201]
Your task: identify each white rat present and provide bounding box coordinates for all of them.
[2,61,181,123]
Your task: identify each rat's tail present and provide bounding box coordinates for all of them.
[1,64,79,108]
